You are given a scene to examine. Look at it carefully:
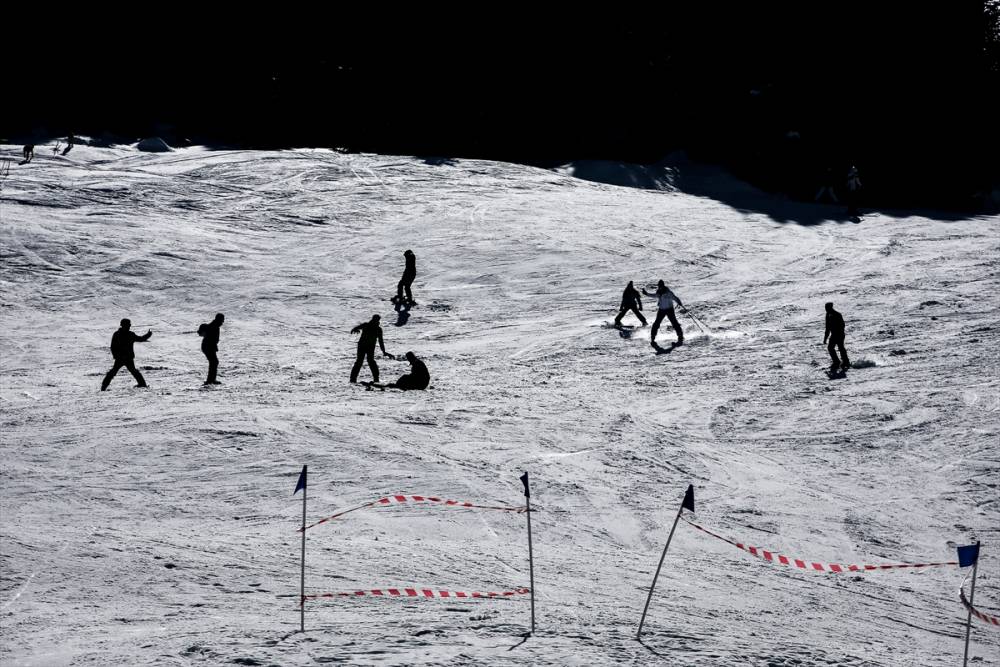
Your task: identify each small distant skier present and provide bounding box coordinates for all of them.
[101,318,152,391]
[22,144,34,163]
[396,249,417,305]
[350,314,394,383]
[642,280,685,346]
[198,313,225,385]
[370,351,430,391]
[814,166,838,203]
[62,133,75,156]
[845,165,862,216]
[823,302,850,371]
[614,280,647,327]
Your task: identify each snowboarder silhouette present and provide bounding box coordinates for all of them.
[614,280,647,327]
[823,302,850,371]
[350,314,393,383]
[845,165,862,216]
[368,351,430,391]
[101,318,152,390]
[62,133,75,156]
[21,144,34,164]
[395,249,416,305]
[198,313,225,385]
[642,280,685,346]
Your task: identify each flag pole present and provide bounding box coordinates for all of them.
[962,541,981,667]
[294,465,308,633]
[637,484,694,640]
[520,472,535,635]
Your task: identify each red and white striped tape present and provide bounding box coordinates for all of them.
[304,495,527,531]
[303,586,530,602]
[681,516,959,573]
[960,580,1000,628]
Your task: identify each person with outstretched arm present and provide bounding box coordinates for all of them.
[396,249,417,305]
[198,313,225,385]
[823,302,850,371]
[614,280,647,327]
[642,280,685,346]
[101,318,152,390]
[350,314,393,383]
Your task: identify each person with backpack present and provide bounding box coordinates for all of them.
[350,314,393,383]
[614,280,647,327]
[198,313,225,385]
[642,280,686,346]
[101,318,152,390]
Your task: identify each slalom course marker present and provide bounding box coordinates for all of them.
[304,587,531,601]
[303,494,527,531]
[681,516,959,572]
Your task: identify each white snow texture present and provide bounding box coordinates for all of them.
[1,144,998,666]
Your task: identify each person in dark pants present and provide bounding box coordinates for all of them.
[642,280,685,346]
[614,280,647,327]
[845,165,862,216]
[823,302,850,371]
[22,144,34,163]
[396,249,416,304]
[390,351,430,390]
[101,318,152,390]
[350,314,393,383]
[198,313,225,385]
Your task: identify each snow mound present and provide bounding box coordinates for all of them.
[136,137,172,152]
[554,160,677,191]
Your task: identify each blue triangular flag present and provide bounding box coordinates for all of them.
[294,465,307,495]
[682,484,694,512]
[957,543,980,568]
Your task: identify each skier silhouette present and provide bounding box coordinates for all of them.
[350,314,393,383]
[823,302,850,371]
[198,313,225,385]
[369,351,430,391]
[101,319,152,390]
[614,280,647,327]
[396,249,416,305]
[62,133,75,156]
[642,280,685,346]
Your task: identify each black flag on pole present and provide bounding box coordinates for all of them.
[294,465,307,495]
[520,472,530,498]
[682,484,694,512]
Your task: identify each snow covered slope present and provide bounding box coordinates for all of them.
[1,145,998,666]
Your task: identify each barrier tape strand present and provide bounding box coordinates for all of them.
[302,587,530,602]
[682,515,958,573]
[303,495,526,531]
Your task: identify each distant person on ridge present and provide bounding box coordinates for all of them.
[845,165,862,216]
[642,280,685,346]
[22,144,34,163]
[614,280,647,327]
[62,133,75,156]
[350,314,394,383]
[101,318,152,390]
[198,313,225,385]
[396,249,417,305]
[823,302,850,371]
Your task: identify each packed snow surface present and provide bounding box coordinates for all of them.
[1,145,998,665]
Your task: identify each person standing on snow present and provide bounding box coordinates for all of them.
[823,302,850,371]
[642,280,686,346]
[101,318,152,390]
[198,313,225,385]
[350,314,394,383]
[396,249,417,305]
[845,165,862,216]
[614,280,647,327]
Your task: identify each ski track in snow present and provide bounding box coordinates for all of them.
[1,145,998,666]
